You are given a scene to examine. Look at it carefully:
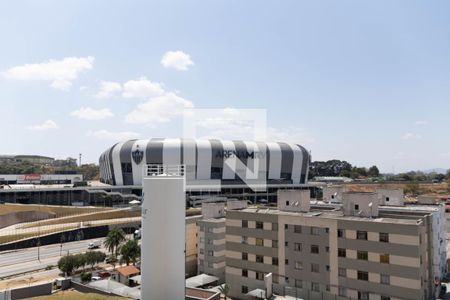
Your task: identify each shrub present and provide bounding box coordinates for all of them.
[80,272,92,282]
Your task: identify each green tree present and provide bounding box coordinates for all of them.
[85,251,106,269]
[120,239,141,266]
[367,166,380,177]
[74,253,86,271]
[80,272,92,282]
[107,254,118,270]
[104,228,126,256]
[57,254,76,276]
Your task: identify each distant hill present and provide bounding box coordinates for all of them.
[422,168,448,174]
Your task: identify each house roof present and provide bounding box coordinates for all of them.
[116,265,140,277]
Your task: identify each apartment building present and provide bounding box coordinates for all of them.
[225,190,441,300]
[197,201,248,283]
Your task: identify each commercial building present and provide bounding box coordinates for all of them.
[0,174,82,185]
[224,190,445,300]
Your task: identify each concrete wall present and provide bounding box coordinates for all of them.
[322,186,346,203]
[376,188,404,206]
[0,211,54,229]
[277,190,310,212]
[10,282,52,300]
[342,192,379,217]
[0,225,110,252]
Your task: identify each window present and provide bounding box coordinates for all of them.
[326,285,330,291]
[256,272,265,280]
[310,227,320,235]
[285,241,289,247]
[294,243,302,252]
[357,230,368,240]
[208,262,213,268]
[338,248,346,257]
[295,279,302,288]
[285,259,289,265]
[325,227,329,234]
[381,274,390,285]
[358,291,369,300]
[272,240,278,248]
[199,226,204,232]
[199,237,205,243]
[311,263,319,273]
[295,261,303,270]
[386,197,390,202]
[380,232,389,243]
[286,201,290,206]
[242,269,248,277]
[207,239,213,245]
[354,204,359,211]
[256,221,264,229]
[256,255,264,263]
[241,286,248,294]
[284,224,288,230]
[325,246,329,253]
[380,254,390,264]
[256,238,264,246]
[357,251,368,260]
[199,259,204,266]
[272,257,279,266]
[311,282,320,292]
[242,252,248,261]
[311,245,319,254]
[294,225,302,233]
[272,223,278,231]
[242,220,248,228]
[207,227,213,233]
[207,250,214,256]
[326,265,330,272]
[381,297,390,300]
[338,229,344,237]
[357,271,368,281]
[241,236,248,244]
[338,287,347,297]
[199,249,204,255]
[338,268,346,277]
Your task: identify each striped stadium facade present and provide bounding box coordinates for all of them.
[99,138,310,187]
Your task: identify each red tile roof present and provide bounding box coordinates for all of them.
[116,265,140,277]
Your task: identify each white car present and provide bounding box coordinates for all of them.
[91,276,101,281]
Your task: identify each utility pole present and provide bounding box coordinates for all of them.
[79,153,82,167]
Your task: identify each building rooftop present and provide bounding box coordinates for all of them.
[116,265,140,277]
[186,287,220,300]
[236,206,426,225]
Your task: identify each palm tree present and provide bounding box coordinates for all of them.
[120,239,140,266]
[103,228,126,256]
[218,284,230,300]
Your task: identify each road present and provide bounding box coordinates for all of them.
[0,237,109,279]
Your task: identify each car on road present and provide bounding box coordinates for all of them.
[88,241,101,249]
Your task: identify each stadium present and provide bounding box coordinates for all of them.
[99,138,313,204]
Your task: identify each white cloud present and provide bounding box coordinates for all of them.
[401,132,422,140]
[95,81,122,98]
[3,56,94,91]
[71,107,114,120]
[122,77,165,98]
[28,120,59,131]
[415,120,428,126]
[87,129,140,141]
[161,50,194,71]
[125,92,193,126]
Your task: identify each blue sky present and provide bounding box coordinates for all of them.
[0,0,449,172]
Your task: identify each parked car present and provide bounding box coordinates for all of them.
[91,276,101,281]
[97,271,111,279]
